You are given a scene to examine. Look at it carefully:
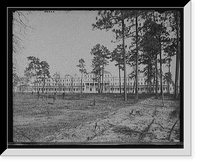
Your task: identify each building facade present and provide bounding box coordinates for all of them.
[18,70,174,94]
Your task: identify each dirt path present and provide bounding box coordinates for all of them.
[42,97,180,144]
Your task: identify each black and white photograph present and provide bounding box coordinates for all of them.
[4,4,192,156]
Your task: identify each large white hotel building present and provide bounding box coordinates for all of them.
[16,70,174,94]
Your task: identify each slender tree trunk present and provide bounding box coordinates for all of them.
[147,65,150,94]
[102,63,104,93]
[149,62,152,94]
[159,37,164,106]
[133,79,136,94]
[152,11,158,99]
[93,79,95,93]
[80,73,83,96]
[167,81,170,94]
[159,37,163,96]
[71,78,74,93]
[42,77,45,93]
[119,65,121,94]
[175,53,180,99]
[100,68,103,93]
[127,78,129,94]
[146,81,148,94]
[178,63,180,98]
[98,72,101,94]
[35,68,39,92]
[155,55,158,98]
[167,60,171,94]
[174,11,180,100]
[135,12,139,102]
[59,73,61,93]
[153,68,155,94]
[98,73,100,94]
[42,75,45,93]
[121,11,127,101]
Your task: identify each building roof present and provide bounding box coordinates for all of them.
[65,74,72,77]
[87,70,111,75]
[103,70,111,74]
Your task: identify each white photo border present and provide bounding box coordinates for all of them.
[1,1,192,157]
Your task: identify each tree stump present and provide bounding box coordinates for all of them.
[37,91,40,99]
[62,92,65,99]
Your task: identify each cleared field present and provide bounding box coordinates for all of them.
[13,93,180,144]
[13,93,138,142]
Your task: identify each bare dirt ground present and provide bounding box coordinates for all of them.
[13,93,180,144]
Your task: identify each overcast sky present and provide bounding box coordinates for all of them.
[15,10,176,79]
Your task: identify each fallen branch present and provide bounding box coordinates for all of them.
[112,125,141,136]
[162,91,164,107]
[138,118,155,141]
[167,119,179,141]
[156,122,164,129]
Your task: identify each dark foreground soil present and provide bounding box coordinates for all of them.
[13,93,180,144]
